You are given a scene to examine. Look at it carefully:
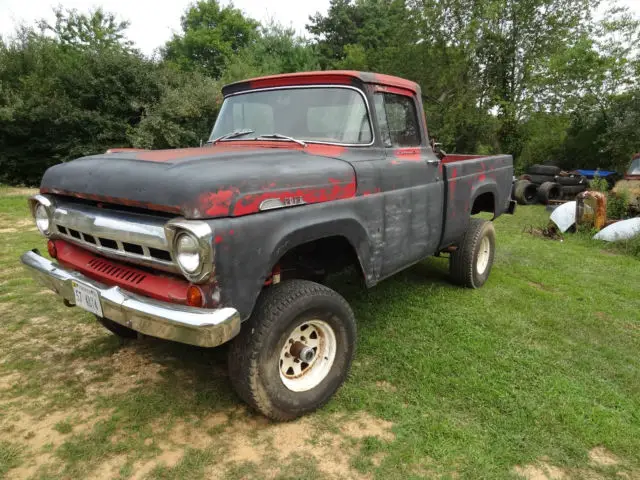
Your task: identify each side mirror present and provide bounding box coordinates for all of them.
[432,141,446,160]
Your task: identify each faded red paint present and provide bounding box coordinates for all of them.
[371,73,419,94]
[134,141,347,163]
[199,188,239,217]
[214,235,224,244]
[374,85,415,97]
[392,148,422,163]
[40,188,182,215]
[479,173,487,182]
[232,177,357,216]
[54,239,190,304]
[250,73,353,89]
[234,70,419,94]
[105,148,147,154]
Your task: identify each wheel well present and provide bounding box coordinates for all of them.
[274,236,364,283]
[471,192,495,215]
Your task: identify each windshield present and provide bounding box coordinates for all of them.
[210,87,373,145]
[628,158,640,175]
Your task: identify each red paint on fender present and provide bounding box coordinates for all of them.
[198,188,239,217]
[232,177,357,216]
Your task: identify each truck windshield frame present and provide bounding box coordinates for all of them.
[210,86,375,147]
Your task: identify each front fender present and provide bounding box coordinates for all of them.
[211,200,374,321]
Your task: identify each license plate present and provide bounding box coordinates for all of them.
[72,281,103,317]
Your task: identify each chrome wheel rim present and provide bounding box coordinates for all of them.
[279,320,337,392]
[476,236,491,275]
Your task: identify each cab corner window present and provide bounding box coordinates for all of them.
[375,93,421,147]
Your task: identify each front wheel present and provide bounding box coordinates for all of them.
[227,280,356,421]
[449,218,496,288]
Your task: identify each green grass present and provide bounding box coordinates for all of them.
[0,442,22,477]
[0,187,638,479]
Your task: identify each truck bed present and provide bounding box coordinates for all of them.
[439,154,514,248]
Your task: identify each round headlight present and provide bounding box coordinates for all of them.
[175,233,201,274]
[35,203,51,235]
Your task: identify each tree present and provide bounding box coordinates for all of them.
[38,7,134,52]
[163,0,259,78]
[221,22,320,84]
[128,69,223,149]
[0,15,159,185]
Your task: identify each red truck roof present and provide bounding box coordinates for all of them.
[222,70,420,96]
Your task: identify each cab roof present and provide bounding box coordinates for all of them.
[222,70,420,96]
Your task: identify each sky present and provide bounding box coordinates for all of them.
[0,0,331,55]
[1,0,639,56]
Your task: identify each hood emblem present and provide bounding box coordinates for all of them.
[260,196,306,211]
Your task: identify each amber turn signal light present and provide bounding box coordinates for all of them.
[47,240,57,258]
[186,285,204,307]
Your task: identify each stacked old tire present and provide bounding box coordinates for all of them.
[513,164,588,205]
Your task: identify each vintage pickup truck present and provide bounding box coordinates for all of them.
[22,71,514,420]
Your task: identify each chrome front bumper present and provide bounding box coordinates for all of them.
[20,250,241,348]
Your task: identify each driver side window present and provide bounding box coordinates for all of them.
[374,92,421,147]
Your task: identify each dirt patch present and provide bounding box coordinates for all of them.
[167,421,213,450]
[0,372,24,391]
[0,187,38,197]
[340,412,395,442]
[589,447,619,466]
[0,228,17,233]
[84,345,165,396]
[513,452,632,480]
[7,453,54,480]
[524,224,563,241]
[528,281,550,292]
[371,452,387,467]
[4,410,83,451]
[157,410,396,479]
[375,380,398,392]
[93,454,127,480]
[513,462,567,479]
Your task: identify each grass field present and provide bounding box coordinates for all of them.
[0,186,639,479]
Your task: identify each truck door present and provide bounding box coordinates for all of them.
[373,90,445,277]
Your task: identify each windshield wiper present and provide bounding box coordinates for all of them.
[257,133,307,147]
[208,129,254,144]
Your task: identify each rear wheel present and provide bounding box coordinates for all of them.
[449,218,496,289]
[95,316,138,339]
[228,280,356,421]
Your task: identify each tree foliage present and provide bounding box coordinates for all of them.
[164,0,259,78]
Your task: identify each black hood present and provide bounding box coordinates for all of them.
[41,144,357,219]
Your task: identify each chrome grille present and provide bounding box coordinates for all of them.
[51,199,178,273]
[55,224,172,263]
